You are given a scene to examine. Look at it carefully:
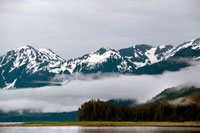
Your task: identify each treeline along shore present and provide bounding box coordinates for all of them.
[78,98,200,122]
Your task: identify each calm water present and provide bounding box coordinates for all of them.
[0,122,23,125]
[0,126,200,133]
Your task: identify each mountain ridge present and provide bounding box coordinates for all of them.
[0,38,200,89]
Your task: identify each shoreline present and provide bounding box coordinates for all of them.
[1,121,200,127]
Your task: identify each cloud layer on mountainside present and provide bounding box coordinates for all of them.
[0,61,200,112]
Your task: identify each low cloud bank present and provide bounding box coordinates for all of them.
[0,62,200,112]
[168,97,194,106]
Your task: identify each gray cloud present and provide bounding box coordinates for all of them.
[0,0,199,59]
[0,61,200,112]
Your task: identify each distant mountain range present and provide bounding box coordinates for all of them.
[0,38,200,89]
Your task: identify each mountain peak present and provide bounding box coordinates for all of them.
[95,47,116,55]
[1,37,200,89]
[98,47,112,51]
[0,45,71,89]
[16,45,35,50]
[174,38,200,52]
[192,38,200,45]
[38,48,54,54]
[134,44,153,53]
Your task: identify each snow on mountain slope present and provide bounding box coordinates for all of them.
[119,44,173,69]
[78,47,120,66]
[65,47,134,73]
[165,38,200,59]
[0,45,70,89]
[4,45,68,74]
[65,38,200,74]
[0,37,200,89]
[58,38,200,74]
[192,38,200,50]
[145,47,158,64]
[38,48,68,73]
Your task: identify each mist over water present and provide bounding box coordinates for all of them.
[0,62,200,113]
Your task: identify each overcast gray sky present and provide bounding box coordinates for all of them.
[0,0,199,59]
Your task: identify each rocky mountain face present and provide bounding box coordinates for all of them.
[0,45,70,89]
[0,38,200,89]
[134,38,200,74]
[65,44,174,74]
[65,38,200,74]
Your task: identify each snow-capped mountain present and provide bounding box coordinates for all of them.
[0,38,200,89]
[169,38,200,59]
[64,44,175,74]
[118,44,173,68]
[64,38,200,74]
[134,38,200,74]
[0,45,70,89]
[65,47,134,73]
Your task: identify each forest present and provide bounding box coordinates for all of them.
[78,95,200,122]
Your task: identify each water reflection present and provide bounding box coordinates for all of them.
[0,126,200,133]
[78,127,200,133]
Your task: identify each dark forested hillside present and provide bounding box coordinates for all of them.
[150,86,200,103]
[78,93,200,122]
[78,100,137,121]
